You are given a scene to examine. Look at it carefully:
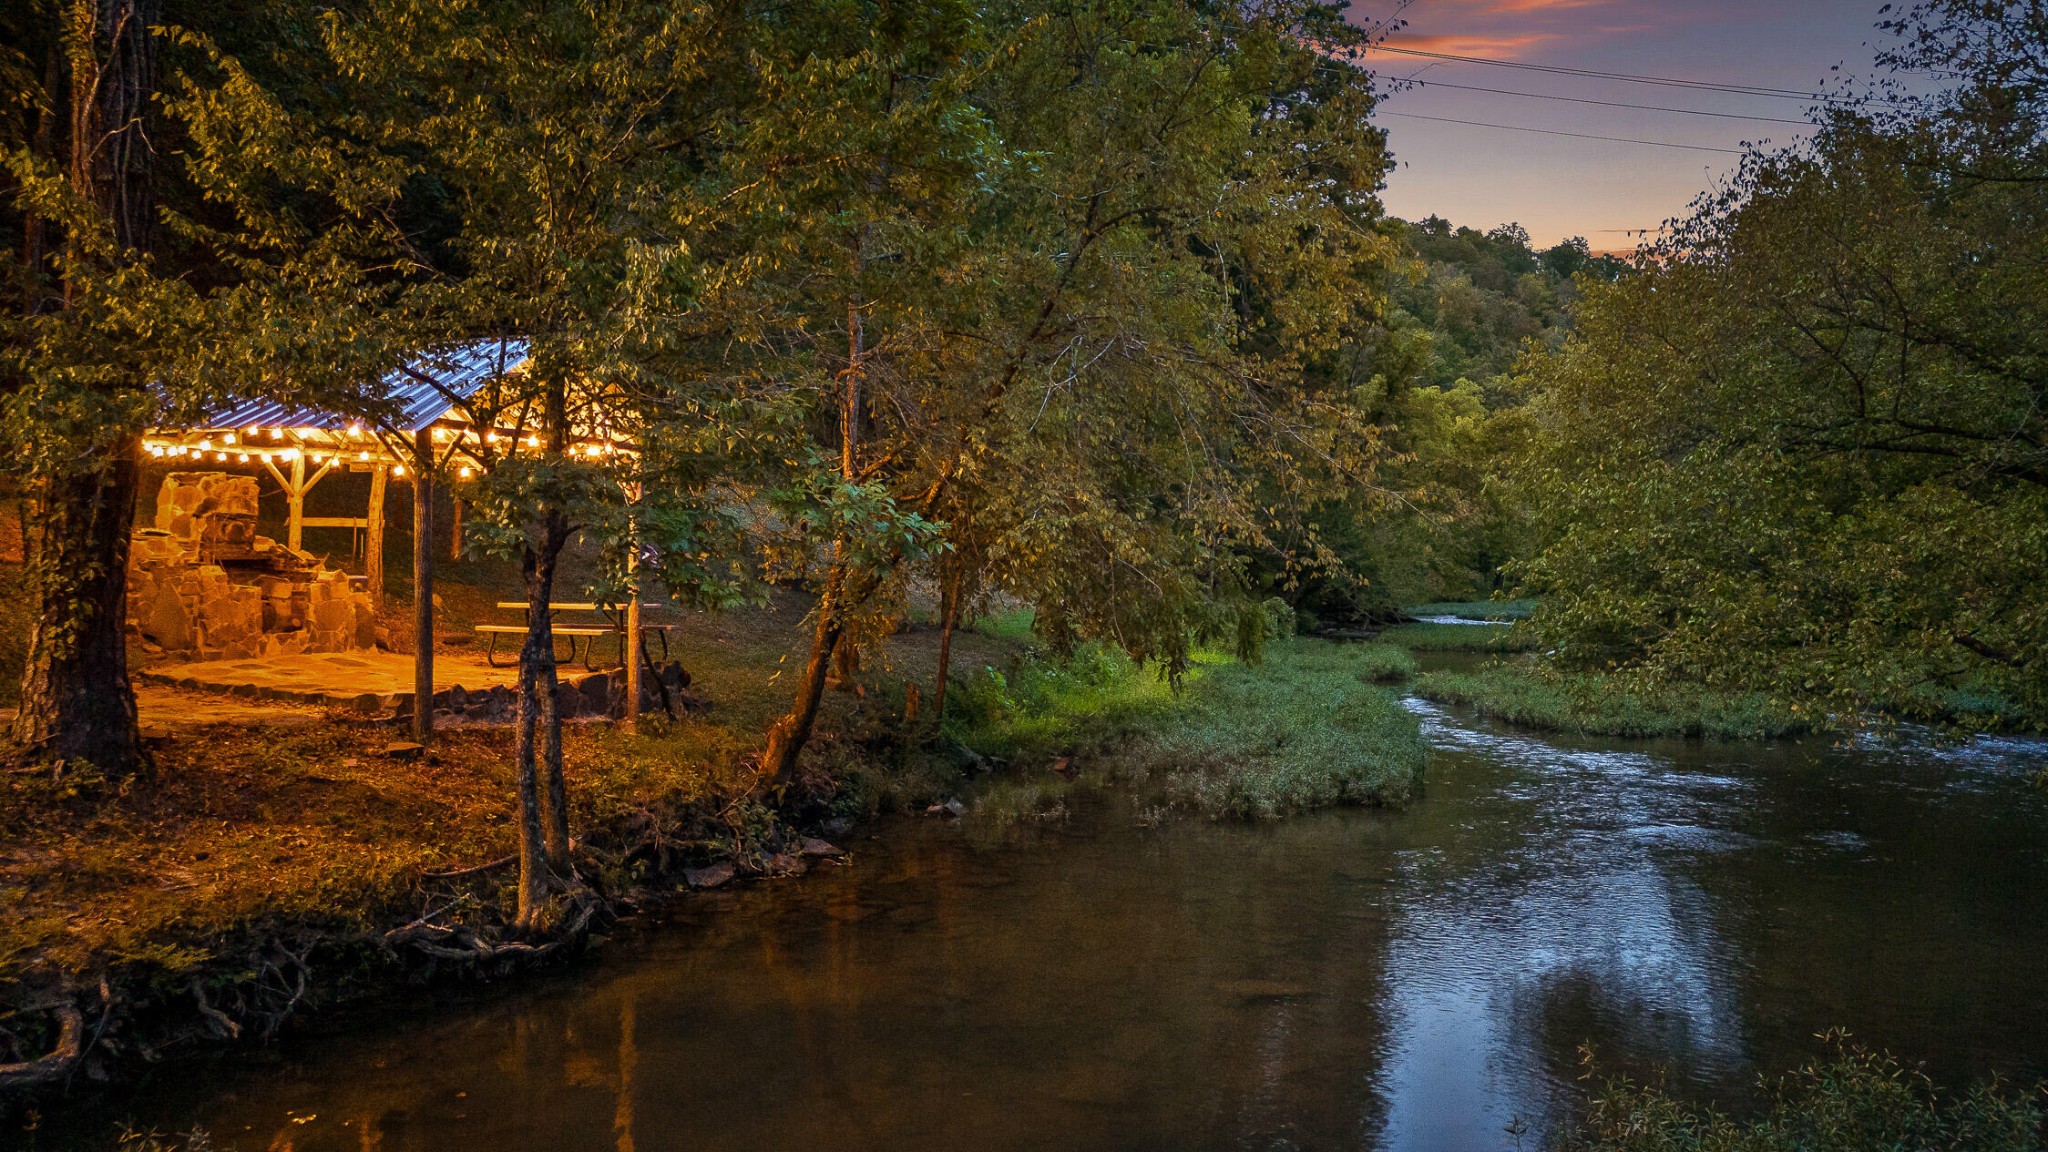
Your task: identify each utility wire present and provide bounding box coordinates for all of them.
[1378,110,1749,153]
[1400,78,1815,125]
[1354,43,1907,106]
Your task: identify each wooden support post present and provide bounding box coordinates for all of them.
[625,586,643,731]
[287,453,306,551]
[623,484,644,730]
[449,497,463,562]
[365,466,387,600]
[413,433,434,743]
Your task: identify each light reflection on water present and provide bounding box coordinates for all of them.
[76,676,2048,1152]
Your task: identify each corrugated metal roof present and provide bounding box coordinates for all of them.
[188,338,530,433]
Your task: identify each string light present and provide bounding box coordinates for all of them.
[392,465,405,478]
[238,453,250,462]
[524,435,539,448]
[244,425,260,438]
[458,466,473,478]
[223,432,236,445]
[358,451,370,462]
[268,427,283,439]
[148,445,165,457]
[283,448,300,461]
[198,439,213,451]
[214,452,227,462]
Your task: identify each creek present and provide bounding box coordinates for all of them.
[77,657,2048,1151]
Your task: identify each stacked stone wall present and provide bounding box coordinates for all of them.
[127,471,378,661]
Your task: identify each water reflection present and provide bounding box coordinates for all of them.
[74,679,2048,1152]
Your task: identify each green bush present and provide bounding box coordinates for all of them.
[1414,665,1813,740]
[944,640,1187,761]
[1563,1037,2046,1152]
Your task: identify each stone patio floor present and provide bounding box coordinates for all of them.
[137,650,526,712]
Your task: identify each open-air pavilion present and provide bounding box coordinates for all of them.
[133,338,663,738]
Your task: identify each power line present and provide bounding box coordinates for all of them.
[1400,78,1815,125]
[1354,43,1902,106]
[1378,110,1749,154]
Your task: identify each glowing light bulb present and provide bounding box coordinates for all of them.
[459,466,473,478]
[284,448,300,461]
[357,451,368,462]
[524,435,538,448]
[348,422,362,436]
[485,432,498,444]
[268,427,283,439]
[214,452,227,462]
[244,425,260,438]
[258,452,271,463]
[223,432,236,445]
[148,445,164,457]
[198,439,213,451]
[392,465,405,478]
[238,453,250,462]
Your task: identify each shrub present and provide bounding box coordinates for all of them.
[1563,1036,2047,1152]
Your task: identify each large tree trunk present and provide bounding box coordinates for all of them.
[11,0,160,775]
[11,438,145,772]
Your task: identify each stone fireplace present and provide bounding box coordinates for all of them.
[128,471,379,660]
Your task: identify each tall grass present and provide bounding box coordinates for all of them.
[1563,1036,2046,1152]
[1147,641,1428,820]
[1414,664,1813,740]
[942,640,1429,821]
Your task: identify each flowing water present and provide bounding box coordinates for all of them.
[78,666,2048,1151]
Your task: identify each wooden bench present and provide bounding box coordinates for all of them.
[477,601,677,670]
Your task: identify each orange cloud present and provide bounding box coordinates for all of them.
[1368,31,1562,57]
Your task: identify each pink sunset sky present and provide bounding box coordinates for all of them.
[1348,0,1901,248]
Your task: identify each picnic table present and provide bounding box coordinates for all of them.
[476,601,674,670]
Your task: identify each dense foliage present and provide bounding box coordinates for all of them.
[1265,216,1618,628]
[1509,2,2048,729]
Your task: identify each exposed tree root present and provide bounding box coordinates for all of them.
[0,1000,83,1089]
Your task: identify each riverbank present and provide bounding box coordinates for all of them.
[1,589,1429,1121]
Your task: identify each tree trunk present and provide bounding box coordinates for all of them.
[761,295,865,784]
[412,435,434,744]
[12,0,162,775]
[760,565,848,785]
[933,564,963,727]
[512,617,548,931]
[10,438,145,773]
[512,513,571,928]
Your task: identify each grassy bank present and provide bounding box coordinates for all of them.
[1405,599,1536,622]
[1145,641,1428,819]
[1564,1036,2046,1151]
[937,639,1428,822]
[1413,663,1815,740]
